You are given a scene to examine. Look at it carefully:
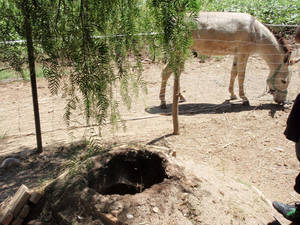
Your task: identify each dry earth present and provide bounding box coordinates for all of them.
[1,46,300,224]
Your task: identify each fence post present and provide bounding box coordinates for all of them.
[23,0,43,153]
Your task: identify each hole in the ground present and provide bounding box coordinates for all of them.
[88,151,168,195]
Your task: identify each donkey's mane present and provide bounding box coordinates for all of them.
[274,34,292,63]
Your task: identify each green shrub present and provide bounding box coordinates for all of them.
[198,0,300,25]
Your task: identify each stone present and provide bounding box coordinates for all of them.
[152,207,159,213]
[99,213,119,225]
[0,158,21,169]
[27,219,43,225]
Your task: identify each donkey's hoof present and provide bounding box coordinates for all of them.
[160,103,167,109]
[179,98,186,103]
[230,95,238,100]
[242,100,250,106]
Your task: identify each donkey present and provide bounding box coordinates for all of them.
[159,12,298,108]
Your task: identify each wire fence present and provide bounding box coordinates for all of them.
[0,23,300,157]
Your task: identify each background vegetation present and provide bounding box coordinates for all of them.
[198,0,300,25]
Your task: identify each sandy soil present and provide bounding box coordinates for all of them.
[1,48,300,224]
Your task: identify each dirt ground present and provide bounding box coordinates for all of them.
[1,46,300,224]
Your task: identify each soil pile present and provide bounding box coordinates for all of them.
[25,145,276,225]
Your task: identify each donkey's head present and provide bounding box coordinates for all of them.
[267,35,294,104]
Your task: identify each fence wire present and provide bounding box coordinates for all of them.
[0,24,300,156]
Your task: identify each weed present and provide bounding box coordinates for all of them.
[214,56,224,62]
[0,130,7,140]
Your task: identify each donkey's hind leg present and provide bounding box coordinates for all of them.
[178,80,186,103]
[229,56,238,100]
[159,64,173,109]
[237,54,250,106]
[160,64,186,108]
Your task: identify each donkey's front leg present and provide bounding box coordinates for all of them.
[238,73,249,106]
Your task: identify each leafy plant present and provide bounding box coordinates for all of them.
[0,0,149,133]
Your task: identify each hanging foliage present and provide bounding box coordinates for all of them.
[0,0,199,134]
[147,0,200,76]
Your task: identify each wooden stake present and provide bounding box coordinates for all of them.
[172,73,180,135]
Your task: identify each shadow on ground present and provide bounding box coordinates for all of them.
[0,141,87,202]
[268,220,300,225]
[146,100,285,117]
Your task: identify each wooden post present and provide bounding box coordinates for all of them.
[23,0,43,153]
[172,73,180,135]
[295,24,300,43]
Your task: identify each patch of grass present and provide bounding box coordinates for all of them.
[0,66,44,81]
[214,56,224,62]
[66,140,109,176]
[197,54,210,63]
[0,69,20,80]
[235,178,252,188]
[0,130,7,140]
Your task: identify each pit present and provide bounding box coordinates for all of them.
[88,150,168,195]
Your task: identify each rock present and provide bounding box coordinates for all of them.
[152,207,159,213]
[99,213,119,225]
[0,158,21,169]
[27,220,43,225]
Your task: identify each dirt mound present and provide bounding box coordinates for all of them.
[23,145,277,225]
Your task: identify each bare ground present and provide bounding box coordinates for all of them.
[1,50,300,224]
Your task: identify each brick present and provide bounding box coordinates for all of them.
[9,185,30,217]
[0,210,13,225]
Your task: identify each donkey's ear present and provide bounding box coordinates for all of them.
[289,57,300,65]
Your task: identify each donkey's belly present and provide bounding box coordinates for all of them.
[192,40,239,56]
